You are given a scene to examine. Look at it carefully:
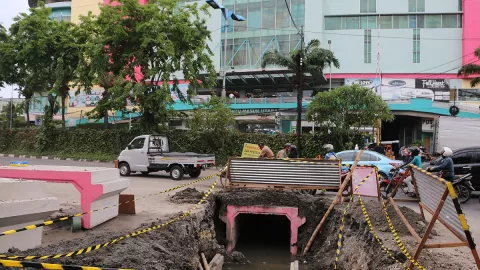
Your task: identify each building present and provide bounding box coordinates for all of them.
[27,0,480,149]
[29,0,72,21]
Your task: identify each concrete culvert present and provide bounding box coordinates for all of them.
[2,189,474,270]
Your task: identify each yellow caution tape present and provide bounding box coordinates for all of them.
[0,259,132,269]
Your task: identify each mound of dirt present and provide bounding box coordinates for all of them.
[169,188,206,204]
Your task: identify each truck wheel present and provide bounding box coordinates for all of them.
[170,165,184,180]
[189,169,202,178]
[119,163,131,176]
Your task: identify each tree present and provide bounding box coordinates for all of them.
[0,24,6,88]
[307,84,394,150]
[6,2,81,127]
[261,39,340,156]
[458,47,480,87]
[75,0,217,132]
[187,95,235,153]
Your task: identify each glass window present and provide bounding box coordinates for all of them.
[442,14,457,28]
[130,138,145,150]
[234,3,248,31]
[248,2,261,31]
[379,16,392,29]
[337,152,355,161]
[409,15,417,28]
[360,153,372,161]
[425,15,441,28]
[459,0,463,11]
[277,35,290,54]
[393,15,408,28]
[417,15,425,28]
[360,0,376,13]
[364,30,372,63]
[276,0,290,29]
[290,35,301,51]
[262,0,276,30]
[409,0,425,12]
[346,16,360,29]
[413,29,420,63]
[233,40,248,66]
[291,0,305,27]
[325,17,342,30]
[458,14,463,28]
[452,152,473,164]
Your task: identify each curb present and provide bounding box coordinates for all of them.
[0,154,114,164]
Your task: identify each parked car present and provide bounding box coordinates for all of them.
[336,150,403,180]
[427,147,480,190]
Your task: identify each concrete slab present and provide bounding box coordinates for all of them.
[0,180,59,252]
[0,166,129,229]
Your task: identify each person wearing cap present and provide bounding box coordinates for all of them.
[277,143,291,159]
[258,143,274,158]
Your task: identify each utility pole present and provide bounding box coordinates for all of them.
[296,26,304,157]
[9,85,14,129]
[328,40,332,91]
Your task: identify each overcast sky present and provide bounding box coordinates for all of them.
[0,0,30,98]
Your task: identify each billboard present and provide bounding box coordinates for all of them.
[415,79,451,102]
[345,78,435,101]
[69,89,102,108]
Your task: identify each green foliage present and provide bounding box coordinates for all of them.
[307,84,394,150]
[0,128,348,165]
[187,96,236,153]
[75,0,217,132]
[458,47,480,87]
[0,102,27,130]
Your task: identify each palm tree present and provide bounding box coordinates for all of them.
[458,47,480,87]
[261,39,340,156]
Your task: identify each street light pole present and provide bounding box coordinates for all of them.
[10,84,14,129]
[222,16,228,100]
[328,40,332,91]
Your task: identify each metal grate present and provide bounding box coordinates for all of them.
[228,158,342,189]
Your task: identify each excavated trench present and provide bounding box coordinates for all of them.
[1,188,465,270]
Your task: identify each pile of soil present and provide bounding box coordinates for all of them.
[169,188,206,204]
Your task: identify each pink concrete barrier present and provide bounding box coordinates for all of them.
[0,166,129,229]
[220,205,306,255]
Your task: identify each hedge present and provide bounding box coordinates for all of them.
[0,128,355,164]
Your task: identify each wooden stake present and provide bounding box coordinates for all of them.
[201,253,210,270]
[302,150,363,256]
[388,197,421,243]
[197,259,204,270]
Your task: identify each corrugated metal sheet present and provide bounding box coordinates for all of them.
[413,169,464,237]
[228,159,341,188]
[437,116,480,152]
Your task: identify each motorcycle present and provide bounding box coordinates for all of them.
[448,173,474,204]
[380,165,408,199]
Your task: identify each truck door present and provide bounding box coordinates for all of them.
[470,151,480,190]
[452,151,478,188]
[127,137,149,172]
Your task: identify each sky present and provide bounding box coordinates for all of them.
[0,0,30,98]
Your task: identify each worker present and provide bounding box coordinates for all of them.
[323,144,337,160]
[277,143,291,159]
[288,145,298,158]
[258,143,274,158]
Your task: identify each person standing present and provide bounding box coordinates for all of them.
[277,143,291,159]
[403,147,422,197]
[258,143,274,158]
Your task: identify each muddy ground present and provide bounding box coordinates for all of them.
[1,189,473,270]
[169,188,207,204]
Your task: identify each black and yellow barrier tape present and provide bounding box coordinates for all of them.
[0,259,132,269]
[0,178,219,261]
[0,168,225,238]
[380,200,426,270]
[334,168,376,269]
[358,196,408,269]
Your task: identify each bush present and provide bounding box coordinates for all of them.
[0,128,356,164]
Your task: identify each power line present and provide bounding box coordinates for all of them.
[284,0,300,34]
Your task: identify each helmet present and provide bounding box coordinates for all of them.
[441,147,453,157]
[323,144,334,152]
[284,143,292,148]
[409,147,420,157]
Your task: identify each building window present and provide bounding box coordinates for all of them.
[247,2,261,30]
[360,16,377,29]
[393,15,409,28]
[459,0,463,11]
[413,29,420,63]
[425,15,441,28]
[442,14,457,28]
[325,17,342,30]
[291,0,305,27]
[409,0,425,12]
[262,0,276,30]
[364,30,372,63]
[345,16,360,29]
[379,16,392,29]
[360,0,376,13]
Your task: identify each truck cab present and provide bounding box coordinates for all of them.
[116,135,215,180]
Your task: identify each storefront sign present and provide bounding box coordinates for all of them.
[422,118,435,132]
[241,143,261,158]
[415,79,450,90]
[232,108,278,115]
[345,78,380,89]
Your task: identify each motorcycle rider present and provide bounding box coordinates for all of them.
[403,147,422,197]
[427,147,455,181]
[323,144,337,160]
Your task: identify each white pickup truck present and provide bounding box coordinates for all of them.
[116,135,215,180]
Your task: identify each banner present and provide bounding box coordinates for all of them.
[69,89,102,108]
[345,78,380,90]
[241,143,261,158]
[415,79,450,91]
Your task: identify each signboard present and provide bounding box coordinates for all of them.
[170,84,189,101]
[345,78,380,90]
[241,143,261,158]
[415,79,451,102]
[378,78,434,101]
[352,166,379,199]
[422,118,434,132]
[69,89,102,108]
[232,108,279,115]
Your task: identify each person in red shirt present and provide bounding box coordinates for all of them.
[258,143,274,158]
